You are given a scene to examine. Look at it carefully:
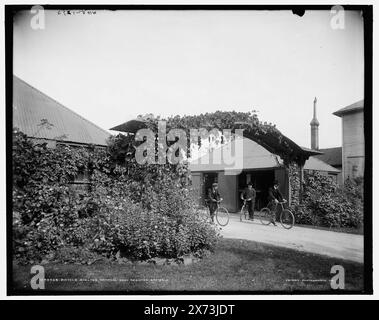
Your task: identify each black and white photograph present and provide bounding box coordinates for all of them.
[5,4,373,297]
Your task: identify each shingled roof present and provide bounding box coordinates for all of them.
[13,76,111,146]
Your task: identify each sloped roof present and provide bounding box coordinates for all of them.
[189,138,338,173]
[110,119,147,133]
[314,147,342,167]
[189,138,282,172]
[304,156,340,173]
[333,100,364,117]
[13,76,111,146]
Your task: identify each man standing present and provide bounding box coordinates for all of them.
[267,180,286,226]
[241,182,256,220]
[207,182,222,223]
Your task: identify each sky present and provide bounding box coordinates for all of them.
[13,9,364,148]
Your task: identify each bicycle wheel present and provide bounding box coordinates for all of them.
[216,206,229,226]
[280,209,295,229]
[259,207,272,225]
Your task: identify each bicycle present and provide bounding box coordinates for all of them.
[240,199,250,221]
[259,200,295,229]
[204,199,230,227]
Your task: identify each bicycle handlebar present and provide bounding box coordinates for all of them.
[273,200,287,207]
[206,198,223,203]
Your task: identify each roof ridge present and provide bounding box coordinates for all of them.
[319,146,342,150]
[13,75,111,138]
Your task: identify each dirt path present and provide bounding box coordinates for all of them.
[219,214,364,263]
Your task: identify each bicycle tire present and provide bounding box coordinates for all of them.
[259,207,273,225]
[280,209,295,229]
[216,206,230,226]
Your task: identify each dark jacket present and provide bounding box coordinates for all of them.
[241,187,256,201]
[207,188,220,203]
[268,187,283,202]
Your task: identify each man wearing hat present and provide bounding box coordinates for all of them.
[240,182,256,220]
[207,182,222,223]
[267,180,286,226]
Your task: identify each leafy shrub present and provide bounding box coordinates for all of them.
[83,170,219,260]
[108,206,219,261]
[12,130,219,264]
[292,171,363,228]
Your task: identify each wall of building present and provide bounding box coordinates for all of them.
[342,111,364,180]
[30,137,57,148]
[275,167,289,203]
[191,172,203,206]
[190,171,238,212]
[218,172,238,212]
[335,167,343,185]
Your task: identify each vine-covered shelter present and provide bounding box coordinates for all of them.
[111,117,340,212]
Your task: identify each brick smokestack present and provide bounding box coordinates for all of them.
[310,97,319,150]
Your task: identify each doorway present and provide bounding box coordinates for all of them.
[202,172,218,204]
[238,169,275,210]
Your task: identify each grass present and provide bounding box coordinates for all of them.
[12,238,364,293]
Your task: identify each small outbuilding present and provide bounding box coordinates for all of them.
[189,137,340,212]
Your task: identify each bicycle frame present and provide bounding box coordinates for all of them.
[258,200,294,229]
[205,199,222,208]
[240,200,247,220]
[204,200,224,217]
[264,201,287,222]
[205,199,229,226]
[271,201,287,211]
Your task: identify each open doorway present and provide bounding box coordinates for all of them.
[202,172,218,205]
[238,169,275,210]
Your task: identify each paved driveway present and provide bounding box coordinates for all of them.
[220,213,364,263]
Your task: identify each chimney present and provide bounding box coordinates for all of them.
[310,97,319,150]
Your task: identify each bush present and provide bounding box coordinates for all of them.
[108,206,219,261]
[292,171,363,228]
[84,168,219,260]
[14,182,219,263]
[12,130,219,264]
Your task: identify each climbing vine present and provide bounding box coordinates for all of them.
[114,110,312,166]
